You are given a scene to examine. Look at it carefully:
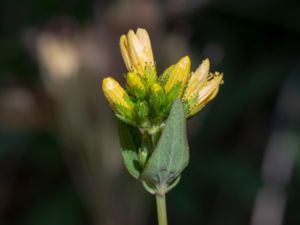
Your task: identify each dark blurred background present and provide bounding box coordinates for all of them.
[1,0,300,225]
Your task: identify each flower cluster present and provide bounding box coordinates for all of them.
[102,28,223,128]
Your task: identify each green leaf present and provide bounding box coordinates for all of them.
[141,99,189,194]
[118,120,142,179]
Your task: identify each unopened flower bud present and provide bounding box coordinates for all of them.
[139,147,148,168]
[164,56,191,102]
[126,72,147,100]
[102,77,135,122]
[187,71,223,117]
[120,28,155,77]
[183,58,210,101]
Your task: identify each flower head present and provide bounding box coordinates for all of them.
[103,28,223,127]
[120,28,155,77]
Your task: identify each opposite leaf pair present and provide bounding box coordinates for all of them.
[119,99,189,195]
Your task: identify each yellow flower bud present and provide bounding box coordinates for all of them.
[188,72,223,116]
[164,56,191,101]
[119,28,155,77]
[126,72,145,91]
[102,77,135,121]
[126,72,146,100]
[136,28,154,65]
[151,83,163,93]
[183,58,210,101]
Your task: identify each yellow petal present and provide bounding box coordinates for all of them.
[183,58,210,101]
[120,35,132,72]
[127,30,147,75]
[189,72,223,115]
[136,28,154,65]
[164,56,191,95]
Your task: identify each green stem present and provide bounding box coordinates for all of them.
[156,194,168,225]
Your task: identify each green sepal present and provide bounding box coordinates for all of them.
[183,94,198,118]
[115,113,136,126]
[148,83,168,121]
[141,99,189,195]
[144,64,157,87]
[158,65,174,85]
[115,95,135,120]
[127,84,146,100]
[166,82,182,105]
[134,101,150,127]
[125,72,147,100]
[118,120,142,179]
[114,102,135,124]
